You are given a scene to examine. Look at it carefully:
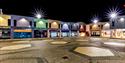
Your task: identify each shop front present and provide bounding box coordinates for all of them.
[101,30,111,38]
[79,24,86,37]
[61,22,70,37]
[0,15,11,39]
[50,30,60,38]
[0,28,11,39]
[48,20,60,38]
[13,29,32,38]
[90,24,102,37]
[86,25,90,36]
[70,23,79,37]
[101,23,111,38]
[111,29,125,39]
[11,15,34,38]
[34,19,48,38]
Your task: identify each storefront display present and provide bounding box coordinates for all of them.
[62,32,69,37]
[0,15,11,39]
[13,29,32,38]
[48,20,60,38]
[90,24,102,37]
[34,30,47,38]
[71,31,78,37]
[61,23,70,37]
[0,29,11,39]
[71,23,79,37]
[111,29,125,39]
[50,31,59,38]
[91,31,100,36]
[11,15,34,38]
[79,24,86,37]
[101,30,111,38]
[79,32,86,37]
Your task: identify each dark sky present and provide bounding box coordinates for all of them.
[0,0,125,23]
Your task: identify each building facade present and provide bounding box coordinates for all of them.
[0,14,11,39]
[61,22,71,38]
[48,19,61,38]
[70,22,79,37]
[89,22,104,37]
[11,15,34,38]
[78,22,86,37]
[34,18,48,38]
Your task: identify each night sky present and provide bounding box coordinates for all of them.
[0,0,125,23]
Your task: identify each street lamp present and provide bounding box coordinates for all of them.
[36,14,42,19]
[33,8,45,19]
[109,12,118,20]
[93,19,98,24]
[107,7,121,21]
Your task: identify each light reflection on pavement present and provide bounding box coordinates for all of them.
[74,47,114,57]
[0,44,31,50]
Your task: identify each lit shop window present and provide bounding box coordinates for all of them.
[36,21,46,28]
[62,23,69,30]
[80,32,85,37]
[92,24,99,30]
[17,18,30,27]
[72,24,79,30]
[80,25,84,31]
[0,17,8,26]
[51,22,59,28]
[103,23,110,30]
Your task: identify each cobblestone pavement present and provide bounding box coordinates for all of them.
[1,37,125,63]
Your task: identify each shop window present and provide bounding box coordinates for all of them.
[51,22,59,28]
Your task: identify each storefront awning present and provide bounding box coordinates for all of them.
[14,29,32,32]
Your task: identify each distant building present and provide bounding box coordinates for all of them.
[89,22,104,37]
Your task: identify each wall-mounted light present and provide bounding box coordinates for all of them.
[120,18,124,22]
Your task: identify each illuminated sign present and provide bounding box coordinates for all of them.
[14,29,32,32]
